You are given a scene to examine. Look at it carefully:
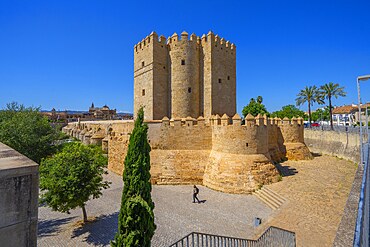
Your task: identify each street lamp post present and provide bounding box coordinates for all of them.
[357,75,370,165]
[366,104,369,143]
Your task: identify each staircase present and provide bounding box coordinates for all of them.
[253,186,286,210]
[169,226,296,247]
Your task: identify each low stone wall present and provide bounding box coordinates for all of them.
[304,129,363,163]
[0,142,39,247]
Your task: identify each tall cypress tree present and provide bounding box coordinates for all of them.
[111,107,155,247]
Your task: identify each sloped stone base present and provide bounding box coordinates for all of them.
[285,142,313,160]
[203,151,280,194]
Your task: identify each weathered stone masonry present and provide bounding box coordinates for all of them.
[134,31,236,121]
[63,31,312,194]
[0,142,39,247]
[63,115,311,194]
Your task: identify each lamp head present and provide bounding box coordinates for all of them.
[358,75,370,81]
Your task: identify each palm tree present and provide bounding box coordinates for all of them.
[320,82,346,130]
[296,86,324,127]
[256,95,263,104]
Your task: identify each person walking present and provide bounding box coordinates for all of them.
[193,185,200,203]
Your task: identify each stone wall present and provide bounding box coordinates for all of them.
[133,31,236,120]
[63,114,311,194]
[304,129,363,163]
[203,151,279,194]
[0,142,39,247]
[134,32,168,120]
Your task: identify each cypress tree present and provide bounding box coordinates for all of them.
[111,107,156,247]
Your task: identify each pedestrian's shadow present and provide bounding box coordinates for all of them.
[199,200,207,203]
[71,211,119,246]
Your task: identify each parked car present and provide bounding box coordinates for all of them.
[311,122,320,127]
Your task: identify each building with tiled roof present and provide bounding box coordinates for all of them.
[332,103,370,126]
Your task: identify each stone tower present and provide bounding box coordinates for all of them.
[134,31,236,120]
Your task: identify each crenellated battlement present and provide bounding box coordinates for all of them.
[134,30,236,54]
[200,31,236,51]
[134,31,166,53]
[153,114,304,129]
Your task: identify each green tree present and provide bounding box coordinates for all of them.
[319,82,346,130]
[39,142,110,222]
[0,102,57,163]
[242,96,269,117]
[311,107,330,122]
[270,105,306,119]
[296,86,324,127]
[112,108,155,247]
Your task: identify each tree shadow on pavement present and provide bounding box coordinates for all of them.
[38,216,77,237]
[274,163,298,177]
[71,211,119,246]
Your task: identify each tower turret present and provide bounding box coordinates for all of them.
[168,31,200,118]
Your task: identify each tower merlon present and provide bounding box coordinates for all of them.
[170,32,178,43]
[159,35,166,44]
[232,113,242,126]
[185,116,195,126]
[297,117,304,125]
[170,117,182,127]
[255,114,264,126]
[201,34,207,44]
[197,116,205,126]
[291,117,298,125]
[245,114,255,127]
[207,31,215,42]
[275,117,281,125]
[215,35,220,45]
[190,33,197,41]
[161,116,170,127]
[221,114,230,126]
[181,31,188,40]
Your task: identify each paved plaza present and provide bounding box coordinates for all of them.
[38,155,357,247]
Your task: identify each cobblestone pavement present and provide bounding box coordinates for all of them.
[38,155,356,247]
[254,155,357,247]
[38,172,273,247]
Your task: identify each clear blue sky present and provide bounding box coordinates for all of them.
[1,0,370,114]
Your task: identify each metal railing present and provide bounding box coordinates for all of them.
[354,142,370,246]
[169,226,296,247]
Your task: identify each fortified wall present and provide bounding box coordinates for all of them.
[63,115,311,193]
[63,30,312,194]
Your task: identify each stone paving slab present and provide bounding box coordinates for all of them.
[38,154,357,247]
[38,172,272,247]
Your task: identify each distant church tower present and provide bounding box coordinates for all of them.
[133,31,236,120]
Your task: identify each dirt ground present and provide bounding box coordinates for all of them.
[255,154,357,247]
